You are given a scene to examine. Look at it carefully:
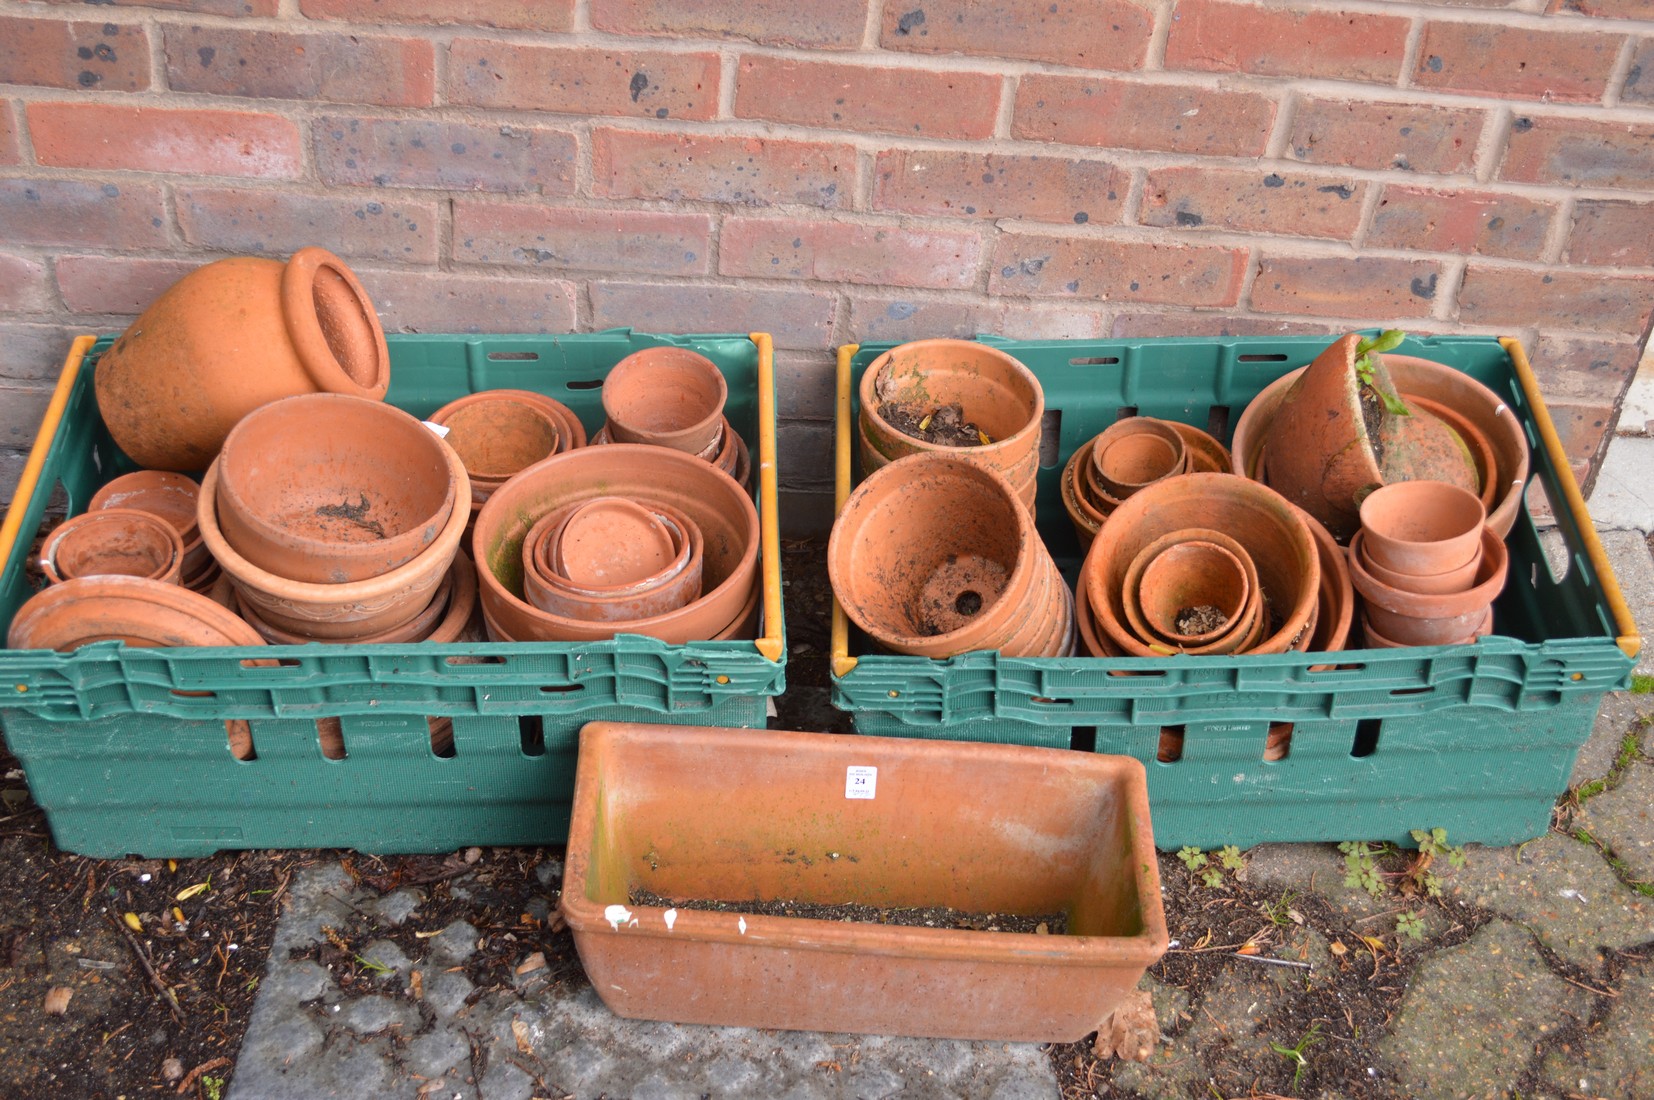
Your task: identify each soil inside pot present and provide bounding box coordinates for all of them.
[1176,605,1227,635]
[630,888,1067,934]
[1359,386,1389,466]
[310,493,389,540]
[878,402,990,447]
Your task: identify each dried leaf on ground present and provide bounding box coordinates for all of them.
[43,987,72,1015]
[1092,990,1157,1062]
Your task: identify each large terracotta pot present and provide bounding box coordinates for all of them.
[829,453,1069,659]
[94,247,390,472]
[88,470,211,580]
[1293,503,1354,658]
[471,444,759,644]
[214,394,458,585]
[41,508,185,587]
[234,553,476,646]
[601,347,728,455]
[858,339,1044,512]
[198,455,470,640]
[7,575,266,650]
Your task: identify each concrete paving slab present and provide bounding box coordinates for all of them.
[1616,347,1654,437]
[1586,435,1654,531]
[1597,529,1654,676]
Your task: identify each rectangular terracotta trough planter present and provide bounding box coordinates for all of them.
[560,723,1168,1042]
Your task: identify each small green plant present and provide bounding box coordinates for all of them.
[1260,889,1301,928]
[203,1077,225,1100]
[1405,828,1467,898]
[1396,910,1426,940]
[1179,845,1244,888]
[1338,841,1385,896]
[1353,330,1411,416]
[1631,673,1654,695]
[354,954,394,975]
[1269,1021,1323,1090]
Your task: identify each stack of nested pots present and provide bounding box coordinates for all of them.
[1061,417,1230,550]
[857,339,1044,512]
[472,444,759,643]
[592,347,750,490]
[86,470,219,593]
[196,393,476,645]
[428,389,586,533]
[39,507,186,589]
[1077,473,1330,658]
[829,454,1073,659]
[1349,481,1506,647]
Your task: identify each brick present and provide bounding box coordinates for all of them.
[165,26,435,107]
[734,56,1000,140]
[0,17,150,92]
[850,295,1111,345]
[177,188,440,263]
[592,129,853,209]
[1014,75,1275,156]
[873,149,1125,226]
[453,203,711,276]
[1546,401,1614,466]
[879,0,1155,69]
[0,253,52,312]
[0,101,18,165]
[0,449,25,510]
[1366,186,1555,261]
[448,42,718,122]
[590,282,836,350]
[0,178,169,249]
[28,103,302,179]
[1251,255,1444,318]
[1140,167,1366,240]
[1622,37,1654,105]
[989,234,1246,306]
[300,0,573,31]
[0,385,53,449]
[353,269,576,334]
[0,323,90,383]
[1501,114,1654,189]
[55,255,199,315]
[720,217,983,290]
[1546,0,1649,17]
[1529,333,1643,404]
[589,0,867,49]
[1165,0,1410,84]
[1565,200,1654,266]
[316,116,576,195]
[1414,22,1623,103]
[1286,97,1487,175]
[1112,313,1333,338]
[1458,266,1654,333]
[37,0,277,13]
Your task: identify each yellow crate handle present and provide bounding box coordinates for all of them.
[0,335,98,573]
[749,333,785,663]
[1501,337,1640,661]
[830,343,858,678]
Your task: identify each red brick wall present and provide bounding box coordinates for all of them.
[2,0,1651,529]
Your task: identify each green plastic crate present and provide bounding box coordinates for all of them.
[830,333,1639,850]
[0,330,785,858]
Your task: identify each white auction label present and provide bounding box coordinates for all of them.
[845,765,877,799]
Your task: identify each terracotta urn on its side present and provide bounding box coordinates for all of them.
[94,247,390,472]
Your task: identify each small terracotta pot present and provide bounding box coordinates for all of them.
[858,339,1044,512]
[6,575,266,650]
[1355,537,1480,595]
[1120,536,1264,657]
[1361,607,1492,648]
[1136,539,1252,647]
[1358,481,1485,576]
[1089,418,1188,500]
[199,455,471,640]
[593,417,752,491]
[1061,442,1108,549]
[521,501,703,623]
[1348,525,1507,645]
[601,347,728,454]
[830,453,1067,659]
[214,394,459,585]
[472,444,758,644]
[94,247,390,472]
[429,391,561,488]
[41,509,186,587]
[88,470,211,579]
[1169,422,1232,474]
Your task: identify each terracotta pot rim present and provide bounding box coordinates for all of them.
[280,246,390,398]
[1347,526,1508,617]
[430,393,562,481]
[601,347,728,453]
[1090,418,1188,497]
[482,569,759,644]
[235,553,476,645]
[430,388,589,456]
[6,574,266,650]
[858,338,1045,459]
[88,470,202,546]
[41,507,187,587]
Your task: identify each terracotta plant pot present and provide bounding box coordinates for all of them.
[1084,473,1319,658]
[234,553,476,646]
[858,339,1044,512]
[1136,538,1253,648]
[560,722,1168,1041]
[601,347,728,455]
[1357,540,1480,596]
[1089,418,1188,501]
[1231,351,1529,539]
[593,416,752,491]
[472,444,759,644]
[829,454,1070,659]
[1061,441,1109,550]
[1293,503,1354,657]
[6,575,266,650]
[1170,422,1232,474]
[1348,526,1508,646]
[41,508,186,587]
[88,470,211,580]
[428,389,586,505]
[1115,528,1264,657]
[214,394,459,585]
[1406,395,1497,512]
[521,500,703,623]
[198,456,471,640]
[1358,481,1485,576]
[1361,607,1492,649]
[94,247,390,472]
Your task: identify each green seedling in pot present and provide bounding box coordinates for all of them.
[1353,330,1411,417]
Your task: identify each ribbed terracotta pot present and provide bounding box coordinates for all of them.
[88,470,210,580]
[1084,473,1320,658]
[1358,481,1485,577]
[94,247,390,472]
[235,553,476,646]
[601,347,728,454]
[41,508,186,587]
[213,393,459,585]
[7,575,266,651]
[1348,526,1507,646]
[830,453,1069,659]
[199,455,471,640]
[472,444,758,644]
[858,340,1044,512]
